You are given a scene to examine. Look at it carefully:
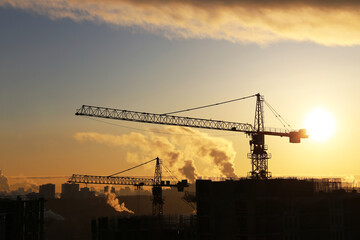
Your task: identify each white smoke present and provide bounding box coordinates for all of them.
[343,175,359,188]
[74,126,237,180]
[179,160,197,183]
[0,170,10,192]
[105,188,134,214]
[163,127,237,178]
[9,177,38,193]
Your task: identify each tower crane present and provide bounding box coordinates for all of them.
[75,93,308,179]
[67,157,189,216]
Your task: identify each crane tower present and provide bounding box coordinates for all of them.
[249,94,271,178]
[75,93,308,179]
[68,157,188,216]
[152,157,164,216]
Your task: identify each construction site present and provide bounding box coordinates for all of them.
[67,94,359,240]
[4,0,360,239]
[89,178,360,240]
[1,93,359,240]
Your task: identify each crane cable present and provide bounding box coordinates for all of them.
[162,163,180,182]
[163,94,257,115]
[264,100,289,130]
[107,157,158,177]
[264,100,292,130]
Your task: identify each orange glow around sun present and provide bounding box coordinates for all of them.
[304,108,335,141]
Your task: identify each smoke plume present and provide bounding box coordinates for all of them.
[343,175,359,188]
[74,131,182,168]
[179,160,197,183]
[0,171,42,194]
[2,0,360,45]
[166,127,237,178]
[9,177,38,192]
[209,149,236,178]
[74,126,237,180]
[105,188,134,214]
[0,171,10,192]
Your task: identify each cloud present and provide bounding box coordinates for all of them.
[74,126,237,179]
[1,0,360,45]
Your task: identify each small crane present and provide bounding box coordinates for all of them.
[75,93,308,179]
[67,157,189,216]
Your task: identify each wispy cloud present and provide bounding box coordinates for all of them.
[2,0,360,45]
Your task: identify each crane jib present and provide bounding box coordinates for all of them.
[76,105,254,133]
[75,105,308,141]
[67,174,187,188]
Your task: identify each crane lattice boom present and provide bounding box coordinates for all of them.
[68,174,154,186]
[75,104,306,141]
[76,105,253,133]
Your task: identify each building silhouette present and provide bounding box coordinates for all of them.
[55,178,360,240]
[0,197,44,240]
[91,214,196,240]
[61,183,80,199]
[39,184,55,200]
[196,178,360,240]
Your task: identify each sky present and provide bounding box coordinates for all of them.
[1,0,360,188]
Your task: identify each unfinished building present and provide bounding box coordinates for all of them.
[196,178,360,240]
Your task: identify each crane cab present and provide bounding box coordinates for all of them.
[289,129,308,143]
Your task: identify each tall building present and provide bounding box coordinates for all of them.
[61,183,80,199]
[0,197,44,240]
[196,178,360,240]
[39,184,55,200]
[79,187,95,199]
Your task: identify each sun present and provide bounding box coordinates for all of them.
[304,108,335,141]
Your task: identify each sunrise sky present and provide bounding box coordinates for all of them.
[1,0,360,187]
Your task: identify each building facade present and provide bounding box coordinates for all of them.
[39,184,55,200]
[196,179,360,240]
[0,197,44,240]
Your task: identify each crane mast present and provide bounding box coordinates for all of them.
[152,157,163,216]
[75,93,308,179]
[250,94,271,179]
